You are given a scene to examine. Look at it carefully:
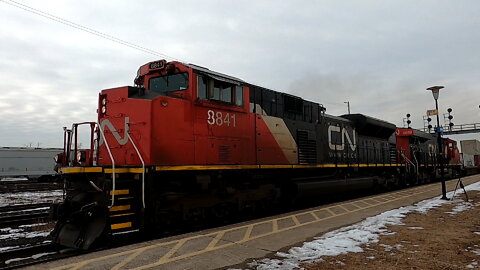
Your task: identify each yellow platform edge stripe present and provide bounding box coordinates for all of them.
[111,222,132,230]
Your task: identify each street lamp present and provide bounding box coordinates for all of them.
[426,85,448,200]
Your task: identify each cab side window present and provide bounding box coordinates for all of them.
[235,86,243,106]
[197,75,243,107]
[220,84,232,103]
[197,75,207,99]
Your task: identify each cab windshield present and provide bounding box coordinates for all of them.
[149,72,188,93]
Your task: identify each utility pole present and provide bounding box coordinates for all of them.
[344,101,350,114]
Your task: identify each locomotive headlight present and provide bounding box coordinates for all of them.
[102,97,107,105]
[101,106,107,114]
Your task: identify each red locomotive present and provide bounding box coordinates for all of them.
[51,60,462,249]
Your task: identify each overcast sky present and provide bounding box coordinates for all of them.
[1,0,479,148]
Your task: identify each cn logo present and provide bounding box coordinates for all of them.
[99,117,129,145]
[328,125,356,151]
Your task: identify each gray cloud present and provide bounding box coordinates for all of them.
[1,0,480,147]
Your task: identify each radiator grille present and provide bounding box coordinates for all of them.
[297,130,317,164]
[219,145,231,162]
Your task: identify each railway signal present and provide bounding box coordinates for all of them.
[446,108,454,131]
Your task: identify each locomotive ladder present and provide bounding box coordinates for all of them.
[98,122,144,234]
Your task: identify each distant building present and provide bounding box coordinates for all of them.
[460,140,480,167]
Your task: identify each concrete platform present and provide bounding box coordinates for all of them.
[27,174,480,270]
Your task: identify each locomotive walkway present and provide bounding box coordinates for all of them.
[26,175,480,270]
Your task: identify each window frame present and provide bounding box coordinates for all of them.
[197,74,244,107]
[148,72,189,94]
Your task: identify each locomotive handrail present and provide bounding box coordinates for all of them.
[97,121,116,208]
[399,150,416,174]
[411,150,419,175]
[126,129,146,209]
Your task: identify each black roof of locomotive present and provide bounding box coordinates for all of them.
[186,63,245,85]
[324,113,353,123]
[411,129,435,142]
[340,114,397,139]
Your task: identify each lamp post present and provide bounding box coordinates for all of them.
[426,86,448,200]
[344,101,350,114]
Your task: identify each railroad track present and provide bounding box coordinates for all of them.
[0,203,52,225]
[0,182,62,193]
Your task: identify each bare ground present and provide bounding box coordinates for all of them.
[302,190,480,270]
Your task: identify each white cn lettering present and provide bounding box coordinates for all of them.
[328,125,356,151]
[99,117,129,145]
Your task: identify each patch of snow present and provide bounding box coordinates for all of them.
[407,226,424,230]
[1,177,28,182]
[5,252,56,265]
[0,230,50,240]
[0,228,22,234]
[245,181,480,270]
[380,244,403,252]
[472,249,480,256]
[0,227,14,232]
[0,189,63,207]
[3,207,50,215]
[4,257,27,265]
[0,226,51,240]
[32,252,56,259]
[0,245,20,252]
[466,261,478,269]
[445,201,473,215]
[18,223,48,228]
[474,232,480,235]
